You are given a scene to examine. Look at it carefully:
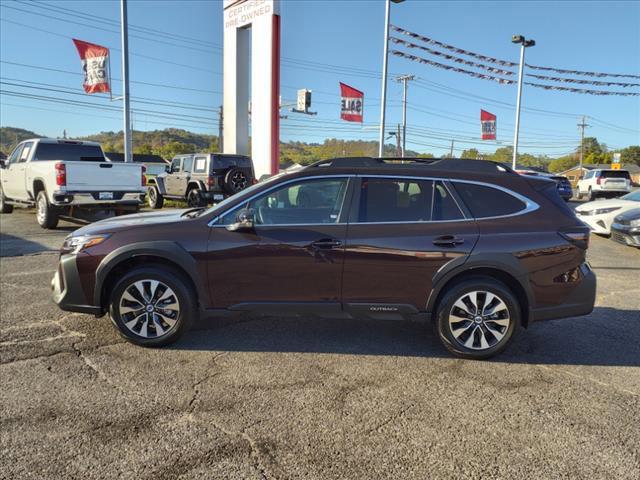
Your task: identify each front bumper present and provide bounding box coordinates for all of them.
[611,223,640,247]
[575,213,611,235]
[531,263,596,322]
[52,191,145,207]
[52,254,103,315]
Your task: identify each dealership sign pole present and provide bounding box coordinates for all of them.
[120,0,132,163]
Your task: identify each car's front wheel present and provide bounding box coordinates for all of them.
[108,266,196,347]
[435,278,519,360]
[0,186,14,214]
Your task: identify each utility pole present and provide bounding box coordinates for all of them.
[394,74,415,157]
[396,124,402,157]
[449,139,454,158]
[578,115,590,173]
[218,106,224,152]
[120,0,132,162]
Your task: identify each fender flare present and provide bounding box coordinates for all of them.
[30,177,48,200]
[154,176,168,195]
[425,253,534,320]
[186,180,206,193]
[94,241,208,308]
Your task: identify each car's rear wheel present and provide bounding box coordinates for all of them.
[588,188,595,202]
[0,186,13,214]
[224,168,249,194]
[148,186,164,209]
[435,278,519,360]
[36,190,59,229]
[108,266,195,347]
[187,188,205,208]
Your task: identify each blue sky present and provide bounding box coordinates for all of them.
[1,0,638,157]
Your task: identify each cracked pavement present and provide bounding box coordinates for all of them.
[1,208,639,479]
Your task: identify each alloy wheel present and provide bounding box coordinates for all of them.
[36,195,47,224]
[230,171,248,191]
[448,290,511,351]
[118,279,180,338]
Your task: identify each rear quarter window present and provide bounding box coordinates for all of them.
[453,182,527,218]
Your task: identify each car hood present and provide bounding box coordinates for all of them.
[575,199,637,213]
[615,207,640,222]
[71,209,194,236]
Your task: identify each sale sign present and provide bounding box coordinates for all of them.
[340,82,364,123]
[480,109,496,140]
[72,39,110,94]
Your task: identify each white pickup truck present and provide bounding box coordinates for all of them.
[0,138,146,228]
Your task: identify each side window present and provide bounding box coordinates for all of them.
[19,142,33,162]
[221,178,348,225]
[7,144,24,165]
[432,181,464,221]
[182,156,193,172]
[170,158,181,173]
[453,182,526,219]
[193,156,207,173]
[358,177,433,222]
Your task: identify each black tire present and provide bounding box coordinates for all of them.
[148,185,164,209]
[223,168,249,194]
[35,190,59,229]
[108,266,196,347]
[0,186,13,214]
[187,188,205,208]
[588,188,595,202]
[435,277,520,360]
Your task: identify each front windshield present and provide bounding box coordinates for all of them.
[621,190,640,202]
[201,172,289,218]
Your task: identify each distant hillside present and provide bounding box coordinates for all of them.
[0,127,42,153]
[81,128,215,154]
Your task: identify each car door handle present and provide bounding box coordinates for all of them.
[311,238,342,249]
[433,235,464,247]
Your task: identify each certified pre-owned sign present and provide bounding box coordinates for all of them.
[224,0,278,29]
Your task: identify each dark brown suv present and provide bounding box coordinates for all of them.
[52,158,596,359]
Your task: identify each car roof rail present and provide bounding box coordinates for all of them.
[306,157,516,174]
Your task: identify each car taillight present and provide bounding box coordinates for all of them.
[559,227,590,250]
[208,176,216,187]
[141,165,147,186]
[55,162,66,186]
[596,177,602,185]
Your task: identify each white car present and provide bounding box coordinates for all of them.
[0,138,146,229]
[576,169,632,201]
[575,189,640,235]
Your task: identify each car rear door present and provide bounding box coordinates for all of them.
[206,176,353,311]
[341,176,479,314]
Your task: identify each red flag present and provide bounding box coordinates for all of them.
[340,82,364,123]
[480,109,496,140]
[72,39,110,94]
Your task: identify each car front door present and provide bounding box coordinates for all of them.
[341,176,479,314]
[2,143,26,200]
[206,176,353,312]
[164,157,183,196]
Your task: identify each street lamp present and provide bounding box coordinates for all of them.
[378,0,405,157]
[511,35,535,170]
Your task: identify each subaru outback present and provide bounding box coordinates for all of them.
[52,158,596,359]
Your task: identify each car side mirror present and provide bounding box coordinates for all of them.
[165,165,171,173]
[0,159,5,168]
[226,208,256,232]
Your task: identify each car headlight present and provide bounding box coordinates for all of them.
[631,218,640,227]
[62,234,110,254]
[593,207,621,215]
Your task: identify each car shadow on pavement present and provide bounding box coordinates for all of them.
[0,231,71,257]
[174,306,640,367]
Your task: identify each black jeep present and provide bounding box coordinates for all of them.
[148,153,254,208]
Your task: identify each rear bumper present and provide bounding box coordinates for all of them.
[52,191,145,207]
[51,254,103,315]
[531,263,596,322]
[611,224,640,247]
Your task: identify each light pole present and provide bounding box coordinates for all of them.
[511,35,535,170]
[378,0,404,157]
[120,0,132,163]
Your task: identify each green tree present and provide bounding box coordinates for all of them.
[155,141,195,160]
[549,155,578,173]
[460,148,479,159]
[134,143,154,155]
[619,145,640,166]
[489,146,513,163]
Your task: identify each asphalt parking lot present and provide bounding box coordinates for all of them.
[1,207,639,480]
